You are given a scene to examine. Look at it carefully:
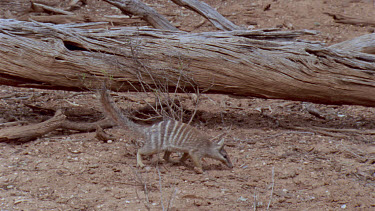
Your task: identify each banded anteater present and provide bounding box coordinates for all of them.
[99,87,233,173]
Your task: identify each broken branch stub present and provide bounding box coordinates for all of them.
[102,0,178,31]
[171,0,243,31]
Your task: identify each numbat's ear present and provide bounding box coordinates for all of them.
[217,138,225,149]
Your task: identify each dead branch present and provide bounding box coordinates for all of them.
[171,0,242,30]
[329,33,375,54]
[310,126,375,135]
[1,20,375,107]
[0,109,66,142]
[0,104,115,142]
[102,0,178,31]
[27,14,145,26]
[289,125,375,138]
[28,15,86,24]
[31,2,75,15]
[0,121,28,128]
[325,13,375,27]
[288,126,347,138]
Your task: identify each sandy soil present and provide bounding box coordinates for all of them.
[1,0,375,210]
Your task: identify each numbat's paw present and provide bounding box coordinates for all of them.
[137,162,145,168]
[194,167,204,174]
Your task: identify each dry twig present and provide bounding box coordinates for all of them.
[267,167,275,210]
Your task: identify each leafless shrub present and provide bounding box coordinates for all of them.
[105,36,205,125]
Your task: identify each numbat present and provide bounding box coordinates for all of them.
[99,87,233,174]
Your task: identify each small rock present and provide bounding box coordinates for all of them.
[237,196,248,202]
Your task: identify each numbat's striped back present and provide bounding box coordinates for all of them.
[146,120,207,151]
[99,87,233,174]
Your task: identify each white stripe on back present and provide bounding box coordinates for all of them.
[156,121,163,149]
[168,121,178,147]
[175,124,187,146]
[163,120,171,149]
[179,127,192,146]
[172,122,184,146]
[183,128,196,146]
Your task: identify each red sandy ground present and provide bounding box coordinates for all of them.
[0,0,374,210]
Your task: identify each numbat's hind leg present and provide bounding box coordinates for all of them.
[163,151,172,162]
[180,153,189,163]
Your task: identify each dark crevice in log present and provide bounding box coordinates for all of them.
[63,40,89,51]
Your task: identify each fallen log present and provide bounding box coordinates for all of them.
[0,19,375,107]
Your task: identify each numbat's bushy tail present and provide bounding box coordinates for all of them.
[99,87,233,174]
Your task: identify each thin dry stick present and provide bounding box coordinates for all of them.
[288,126,347,138]
[134,56,198,122]
[311,126,375,135]
[131,45,171,119]
[187,88,200,125]
[267,166,275,210]
[253,188,257,211]
[167,187,178,211]
[131,167,151,211]
[126,79,163,119]
[156,166,165,211]
[127,33,205,124]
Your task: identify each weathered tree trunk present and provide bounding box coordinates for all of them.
[0,19,375,107]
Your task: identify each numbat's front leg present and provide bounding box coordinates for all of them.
[136,151,145,168]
